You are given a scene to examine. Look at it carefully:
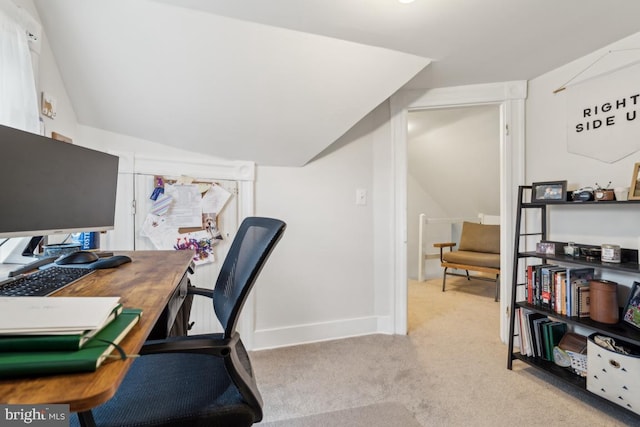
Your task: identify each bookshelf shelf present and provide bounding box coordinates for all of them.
[518,252,640,273]
[512,352,586,389]
[516,301,640,344]
[507,185,640,419]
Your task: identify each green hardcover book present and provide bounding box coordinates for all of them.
[0,304,123,352]
[542,321,567,361]
[0,308,142,378]
[540,321,551,360]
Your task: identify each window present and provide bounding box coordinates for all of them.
[0,2,39,133]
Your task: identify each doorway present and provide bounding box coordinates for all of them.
[406,104,501,283]
[389,81,527,342]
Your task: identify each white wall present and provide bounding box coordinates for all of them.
[526,31,640,303]
[253,105,391,348]
[408,105,500,217]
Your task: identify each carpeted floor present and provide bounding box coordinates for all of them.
[260,402,421,427]
[251,277,639,426]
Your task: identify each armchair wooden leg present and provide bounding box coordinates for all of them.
[442,267,448,292]
[494,274,500,302]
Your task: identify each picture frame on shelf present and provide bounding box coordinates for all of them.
[622,281,640,330]
[531,180,567,203]
[629,163,640,201]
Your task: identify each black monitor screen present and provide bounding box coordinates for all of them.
[0,124,119,238]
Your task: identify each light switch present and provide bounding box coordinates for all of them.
[356,188,367,206]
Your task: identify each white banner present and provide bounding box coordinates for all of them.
[566,62,640,163]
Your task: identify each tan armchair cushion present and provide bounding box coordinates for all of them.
[457,222,500,254]
[442,251,500,269]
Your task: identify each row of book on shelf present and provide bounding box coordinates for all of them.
[525,264,594,317]
[516,307,588,377]
[0,296,142,377]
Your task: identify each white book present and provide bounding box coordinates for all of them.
[0,297,121,334]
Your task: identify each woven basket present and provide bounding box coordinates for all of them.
[567,350,587,377]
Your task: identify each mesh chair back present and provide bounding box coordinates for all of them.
[213,217,286,338]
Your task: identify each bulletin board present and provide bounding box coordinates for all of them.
[137,174,235,266]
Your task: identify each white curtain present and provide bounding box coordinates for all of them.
[0,1,39,133]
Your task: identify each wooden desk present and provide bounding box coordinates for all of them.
[0,250,195,412]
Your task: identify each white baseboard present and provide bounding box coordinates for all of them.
[252,315,394,350]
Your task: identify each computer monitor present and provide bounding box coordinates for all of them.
[0,124,119,240]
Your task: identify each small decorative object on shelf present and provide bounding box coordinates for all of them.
[579,246,601,261]
[589,279,619,324]
[563,242,579,257]
[594,181,614,201]
[614,186,629,201]
[571,186,594,201]
[601,244,621,263]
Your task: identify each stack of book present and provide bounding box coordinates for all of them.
[0,297,142,377]
[525,264,593,317]
[516,307,568,360]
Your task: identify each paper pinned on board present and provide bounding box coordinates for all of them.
[202,184,232,214]
[151,193,172,216]
[164,184,202,227]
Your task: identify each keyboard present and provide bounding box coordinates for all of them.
[0,266,96,296]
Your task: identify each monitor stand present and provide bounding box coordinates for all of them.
[0,236,43,264]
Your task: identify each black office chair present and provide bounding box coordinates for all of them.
[72,216,286,427]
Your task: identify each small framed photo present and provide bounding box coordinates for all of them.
[629,163,640,201]
[623,282,640,330]
[536,241,556,255]
[531,180,567,203]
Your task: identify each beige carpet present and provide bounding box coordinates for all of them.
[260,402,421,427]
[251,277,639,426]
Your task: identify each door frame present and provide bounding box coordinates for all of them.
[105,153,259,348]
[389,81,527,342]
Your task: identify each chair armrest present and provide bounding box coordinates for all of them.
[187,286,213,299]
[433,242,456,262]
[433,242,455,248]
[140,333,232,357]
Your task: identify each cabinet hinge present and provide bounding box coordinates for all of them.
[131,199,137,215]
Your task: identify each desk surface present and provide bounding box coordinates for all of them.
[0,250,195,412]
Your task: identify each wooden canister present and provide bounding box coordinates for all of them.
[589,280,619,324]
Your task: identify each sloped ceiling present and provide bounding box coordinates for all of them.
[32,0,429,166]
[32,0,640,166]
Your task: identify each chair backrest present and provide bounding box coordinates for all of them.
[458,221,500,254]
[213,216,286,338]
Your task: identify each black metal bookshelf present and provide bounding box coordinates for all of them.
[507,185,640,418]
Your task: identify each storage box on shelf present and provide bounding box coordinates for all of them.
[587,333,640,415]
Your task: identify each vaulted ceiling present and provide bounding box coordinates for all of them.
[32,0,640,166]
